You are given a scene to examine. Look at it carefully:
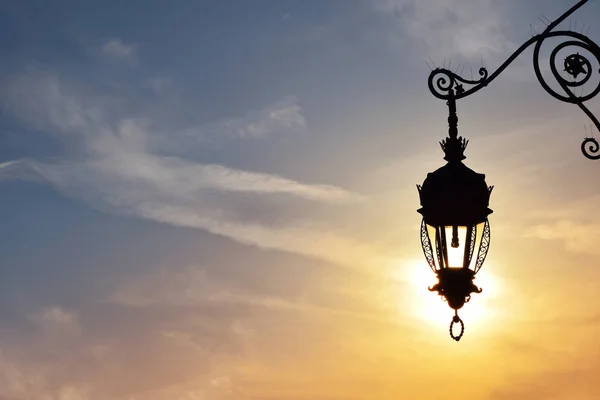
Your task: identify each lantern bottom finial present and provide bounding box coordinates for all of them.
[450,312,465,341]
[427,268,482,310]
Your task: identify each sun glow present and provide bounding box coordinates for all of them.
[397,259,500,331]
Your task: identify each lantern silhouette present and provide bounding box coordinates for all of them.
[416,91,493,341]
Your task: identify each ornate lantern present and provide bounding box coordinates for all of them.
[417,91,493,341]
[414,0,600,342]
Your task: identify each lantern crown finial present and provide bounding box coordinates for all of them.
[440,136,468,162]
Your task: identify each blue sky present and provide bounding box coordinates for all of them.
[1,1,600,399]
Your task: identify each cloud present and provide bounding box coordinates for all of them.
[488,352,600,400]
[30,307,82,338]
[0,301,243,400]
[526,219,600,256]
[101,38,137,61]
[524,195,600,256]
[93,259,413,398]
[0,306,102,400]
[174,96,307,150]
[108,264,395,326]
[0,159,45,182]
[0,71,382,270]
[145,76,173,95]
[108,266,217,308]
[223,96,306,140]
[0,348,90,400]
[374,0,515,61]
[1,71,106,137]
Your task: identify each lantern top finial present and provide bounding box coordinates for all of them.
[417,89,493,226]
[441,89,468,162]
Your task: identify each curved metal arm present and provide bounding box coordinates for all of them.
[428,0,600,160]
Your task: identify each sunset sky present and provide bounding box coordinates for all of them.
[1,0,600,399]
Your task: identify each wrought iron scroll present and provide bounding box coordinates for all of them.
[427,0,600,160]
[467,223,477,267]
[474,219,491,274]
[420,219,437,272]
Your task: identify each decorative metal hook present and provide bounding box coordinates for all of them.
[427,0,600,160]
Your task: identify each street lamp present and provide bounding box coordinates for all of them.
[417,0,600,341]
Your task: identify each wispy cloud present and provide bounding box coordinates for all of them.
[0,302,241,400]
[0,349,89,400]
[524,194,600,256]
[0,71,380,269]
[30,307,82,338]
[0,159,43,181]
[374,0,515,61]
[223,96,306,140]
[101,38,137,62]
[489,350,600,400]
[108,264,396,325]
[172,96,307,150]
[145,76,173,95]
[526,219,600,256]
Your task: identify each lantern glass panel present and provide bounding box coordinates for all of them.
[445,225,467,268]
[425,222,487,271]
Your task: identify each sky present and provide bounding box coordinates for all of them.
[1,0,600,399]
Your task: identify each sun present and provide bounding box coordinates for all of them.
[393,259,500,331]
